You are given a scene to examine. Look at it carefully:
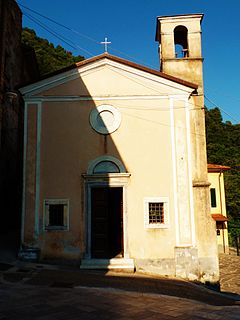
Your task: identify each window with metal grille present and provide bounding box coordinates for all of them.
[144,197,169,229]
[44,199,69,231]
[149,202,164,224]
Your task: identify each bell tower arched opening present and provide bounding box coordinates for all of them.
[174,25,189,58]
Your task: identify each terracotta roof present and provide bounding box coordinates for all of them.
[207,164,231,173]
[19,53,198,90]
[211,214,228,222]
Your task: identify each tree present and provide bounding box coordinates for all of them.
[205,107,240,251]
[21,27,84,76]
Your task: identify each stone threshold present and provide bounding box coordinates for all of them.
[80,258,135,271]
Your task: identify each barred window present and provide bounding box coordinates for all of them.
[144,197,169,229]
[149,202,164,224]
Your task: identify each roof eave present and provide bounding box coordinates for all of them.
[208,164,231,173]
[155,13,204,42]
[19,53,198,94]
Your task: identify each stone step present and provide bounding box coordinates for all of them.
[80,258,135,271]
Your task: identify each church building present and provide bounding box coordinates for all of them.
[19,14,219,282]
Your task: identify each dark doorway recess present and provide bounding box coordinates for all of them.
[91,187,123,259]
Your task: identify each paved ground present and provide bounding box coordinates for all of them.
[0,283,240,320]
[0,281,240,320]
[0,264,238,305]
[0,258,240,319]
[0,237,240,320]
[219,254,240,295]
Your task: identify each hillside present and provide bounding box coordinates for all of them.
[22,27,84,76]
[205,107,240,247]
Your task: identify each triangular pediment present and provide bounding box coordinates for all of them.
[19,54,197,98]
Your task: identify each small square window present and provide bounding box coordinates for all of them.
[149,202,164,224]
[144,197,169,229]
[44,199,69,231]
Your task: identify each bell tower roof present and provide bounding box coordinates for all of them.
[155,14,204,42]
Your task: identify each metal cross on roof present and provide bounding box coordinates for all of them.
[100,37,111,53]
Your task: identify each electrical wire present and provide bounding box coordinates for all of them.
[108,65,195,95]
[17,2,239,124]
[114,103,203,112]
[103,67,238,120]
[121,111,206,137]
[106,46,159,71]
[23,11,94,57]
[18,2,100,44]
[23,12,78,51]
[18,1,159,70]
[104,66,206,112]
[204,95,239,124]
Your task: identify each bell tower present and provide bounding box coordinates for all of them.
[156,14,204,93]
[156,14,208,183]
[156,14,219,282]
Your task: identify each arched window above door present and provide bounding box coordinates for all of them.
[87,156,126,174]
[93,161,120,174]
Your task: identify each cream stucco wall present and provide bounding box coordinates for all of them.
[34,69,186,260]
[22,62,193,260]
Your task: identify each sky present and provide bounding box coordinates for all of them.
[16,0,240,124]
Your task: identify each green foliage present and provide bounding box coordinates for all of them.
[205,107,240,243]
[22,27,84,76]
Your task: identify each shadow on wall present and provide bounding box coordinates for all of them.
[21,64,130,266]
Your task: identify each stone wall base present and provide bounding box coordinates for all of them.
[135,247,219,283]
[135,258,175,276]
[18,245,219,283]
[18,246,40,262]
[175,246,199,281]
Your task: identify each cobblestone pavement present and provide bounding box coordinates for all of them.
[0,282,239,320]
[219,254,240,295]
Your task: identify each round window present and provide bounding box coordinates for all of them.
[89,105,121,134]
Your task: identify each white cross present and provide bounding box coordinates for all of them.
[100,37,111,53]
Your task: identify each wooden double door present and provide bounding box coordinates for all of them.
[91,187,123,259]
